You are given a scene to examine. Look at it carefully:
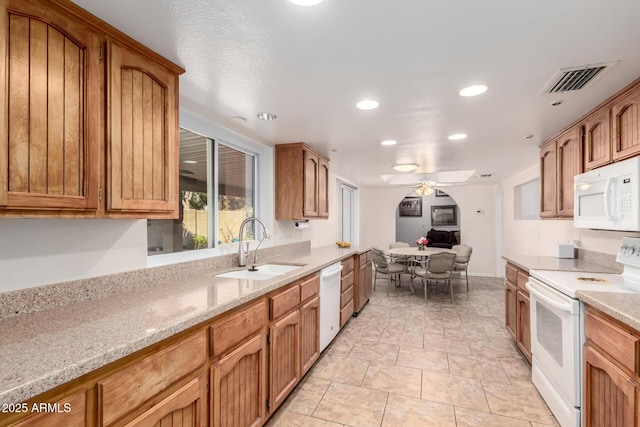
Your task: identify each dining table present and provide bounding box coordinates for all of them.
[387,246,457,293]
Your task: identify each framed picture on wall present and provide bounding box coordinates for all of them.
[431,205,457,226]
[399,197,422,217]
[435,189,448,197]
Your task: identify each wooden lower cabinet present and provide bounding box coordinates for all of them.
[300,296,320,375]
[516,290,531,362]
[125,375,207,427]
[210,332,268,427]
[504,262,531,363]
[354,251,373,313]
[583,305,640,427]
[269,310,300,412]
[583,345,636,427]
[505,280,517,339]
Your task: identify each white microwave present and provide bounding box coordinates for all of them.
[574,156,640,231]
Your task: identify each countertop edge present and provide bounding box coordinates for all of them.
[577,291,640,332]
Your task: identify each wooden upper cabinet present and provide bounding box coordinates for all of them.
[556,126,582,217]
[107,41,179,216]
[612,85,640,162]
[318,157,329,218]
[0,0,101,211]
[275,143,330,220]
[539,140,557,218]
[303,150,320,217]
[584,108,611,171]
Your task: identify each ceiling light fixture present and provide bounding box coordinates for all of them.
[415,182,434,196]
[392,163,419,172]
[448,133,467,140]
[459,84,489,97]
[183,160,197,164]
[356,99,379,110]
[381,140,397,146]
[257,112,277,120]
[289,0,323,5]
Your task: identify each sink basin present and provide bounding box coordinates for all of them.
[215,264,302,281]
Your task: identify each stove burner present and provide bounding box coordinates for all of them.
[577,277,611,283]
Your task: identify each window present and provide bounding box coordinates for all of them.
[514,178,540,220]
[147,129,256,255]
[338,182,357,243]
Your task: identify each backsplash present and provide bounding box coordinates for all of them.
[0,240,310,321]
[577,248,623,273]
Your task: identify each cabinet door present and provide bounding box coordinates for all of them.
[300,295,320,375]
[539,140,557,218]
[583,345,637,427]
[612,85,640,162]
[211,333,267,427]
[302,150,319,217]
[318,157,329,218]
[124,375,207,427]
[516,290,532,363]
[505,280,517,340]
[584,109,612,170]
[364,260,373,302]
[269,309,300,412]
[108,41,178,216]
[0,0,101,211]
[355,260,367,312]
[556,126,582,217]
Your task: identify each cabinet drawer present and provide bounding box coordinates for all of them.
[341,257,354,275]
[516,271,529,293]
[341,270,354,292]
[340,299,354,328]
[341,285,354,308]
[270,284,301,320]
[300,273,320,302]
[585,307,640,375]
[98,330,207,426]
[506,263,518,284]
[359,252,368,267]
[210,299,267,358]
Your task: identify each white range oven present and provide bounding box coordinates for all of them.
[527,237,640,427]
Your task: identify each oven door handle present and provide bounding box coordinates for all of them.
[526,280,577,314]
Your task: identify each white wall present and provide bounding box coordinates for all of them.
[0,219,147,292]
[360,185,497,277]
[501,163,640,257]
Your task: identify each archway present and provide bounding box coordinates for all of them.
[394,189,461,248]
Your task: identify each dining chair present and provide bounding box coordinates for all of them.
[388,241,411,267]
[371,249,406,290]
[412,252,457,302]
[452,244,473,290]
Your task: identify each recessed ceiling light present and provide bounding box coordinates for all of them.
[289,0,323,5]
[392,163,419,172]
[257,112,277,120]
[448,133,467,140]
[381,140,397,146]
[459,84,489,97]
[183,160,197,164]
[356,99,379,110]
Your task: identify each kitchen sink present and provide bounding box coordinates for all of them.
[215,264,302,281]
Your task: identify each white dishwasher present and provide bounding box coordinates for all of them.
[319,262,343,352]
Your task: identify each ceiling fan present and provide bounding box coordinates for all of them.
[411,180,467,195]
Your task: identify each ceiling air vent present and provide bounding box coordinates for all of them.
[542,62,617,94]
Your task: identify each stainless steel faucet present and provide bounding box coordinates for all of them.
[238,217,272,268]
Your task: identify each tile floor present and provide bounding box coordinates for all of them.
[267,274,559,427]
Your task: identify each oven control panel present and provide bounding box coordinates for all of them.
[617,237,640,267]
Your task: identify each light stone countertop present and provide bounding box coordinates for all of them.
[0,244,366,405]
[577,291,640,332]
[502,254,622,274]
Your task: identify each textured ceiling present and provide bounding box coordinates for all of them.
[73,0,640,188]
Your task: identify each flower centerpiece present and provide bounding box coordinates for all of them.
[416,236,429,250]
